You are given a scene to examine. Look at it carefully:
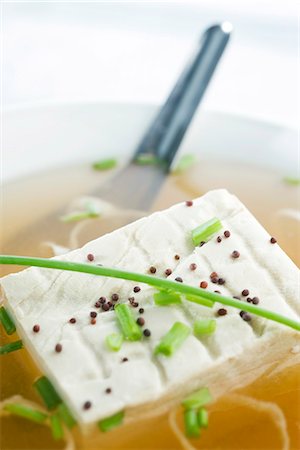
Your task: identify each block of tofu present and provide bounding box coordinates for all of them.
[1,189,299,428]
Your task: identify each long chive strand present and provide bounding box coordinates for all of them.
[0,255,299,332]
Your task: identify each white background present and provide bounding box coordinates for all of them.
[2,0,299,128]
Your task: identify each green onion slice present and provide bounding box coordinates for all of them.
[50,412,64,440]
[105,333,123,352]
[154,322,190,357]
[34,376,62,410]
[185,294,214,308]
[154,291,182,306]
[198,408,209,428]
[115,304,142,341]
[61,202,101,223]
[173,154,197,174]
[0,340,23,355]
[193,319,216,336]
[92,158,117,171]
[4,403,48,424]
[57,403,77,429]
[134,154,159,166]
[0,306,16,335]
[192,218,222,246]
[184,409,201,438]
[60,210,100,223]
[182,387,212,410]
[283,176,300,186]
[98,410,124,432]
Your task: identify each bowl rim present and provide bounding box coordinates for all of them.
[3,99,297,135]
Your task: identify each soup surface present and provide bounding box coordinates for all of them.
[1,158,299,449]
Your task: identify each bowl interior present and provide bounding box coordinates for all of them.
[3,102,298,183]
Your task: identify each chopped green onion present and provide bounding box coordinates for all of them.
[134,153,159,166]
[4,403,48,424]
[105,333,123,352]
[0,340,23,355]
[57,403,76,429]
[192,217,222,246]
[184,409,201,438]
[115,304,142,341]
[61,202,101,223]
[60,210,100,223]
[92,158,117,171]
[1,255,300,332]
[283,176,300,186]
[198,408,208,428]
[182,387,212,410]
[34,376,62,410]
[173,154,197,174]
[193,319,216,336]
[154,322,190,357]
[154,291,182,306]
[50,412,64,440]
[0,306,16,335]
[98,410,124,432]
[185,294,214,308]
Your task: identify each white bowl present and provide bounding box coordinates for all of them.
[3,102,298,183]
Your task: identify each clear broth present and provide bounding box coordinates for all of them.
[1,159,299,449]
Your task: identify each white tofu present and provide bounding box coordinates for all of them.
[1,189,299,427]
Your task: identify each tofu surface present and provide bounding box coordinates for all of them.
[1,189,299,425]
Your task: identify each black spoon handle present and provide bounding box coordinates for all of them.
[133,22,232,169]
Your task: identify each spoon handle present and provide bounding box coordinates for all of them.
[134,23,232,169]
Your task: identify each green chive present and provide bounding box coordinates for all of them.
[98,410,124,432]
[60,210,100,223]
[61,202,101,223]
[185,294,214,308]
[105,333,123,352]
[134,154,159,166]
[192,217,222,246]
[184,409,201,438]
[92,158,117,171]
[198,408,208,428]
[182,387,212,410]
[34,376,62,410]
[115,304,142,341]
[0,340,23,355]
[154,291,182,306]
[283,176,300,186]
[57,403,76,429]
[154,322,190,357]
[1,256,300,332]
[193,319,216,336]
[50,412,64,440]
[0,306,16,335]
[4,403,48,424]
[173,154,197,174]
